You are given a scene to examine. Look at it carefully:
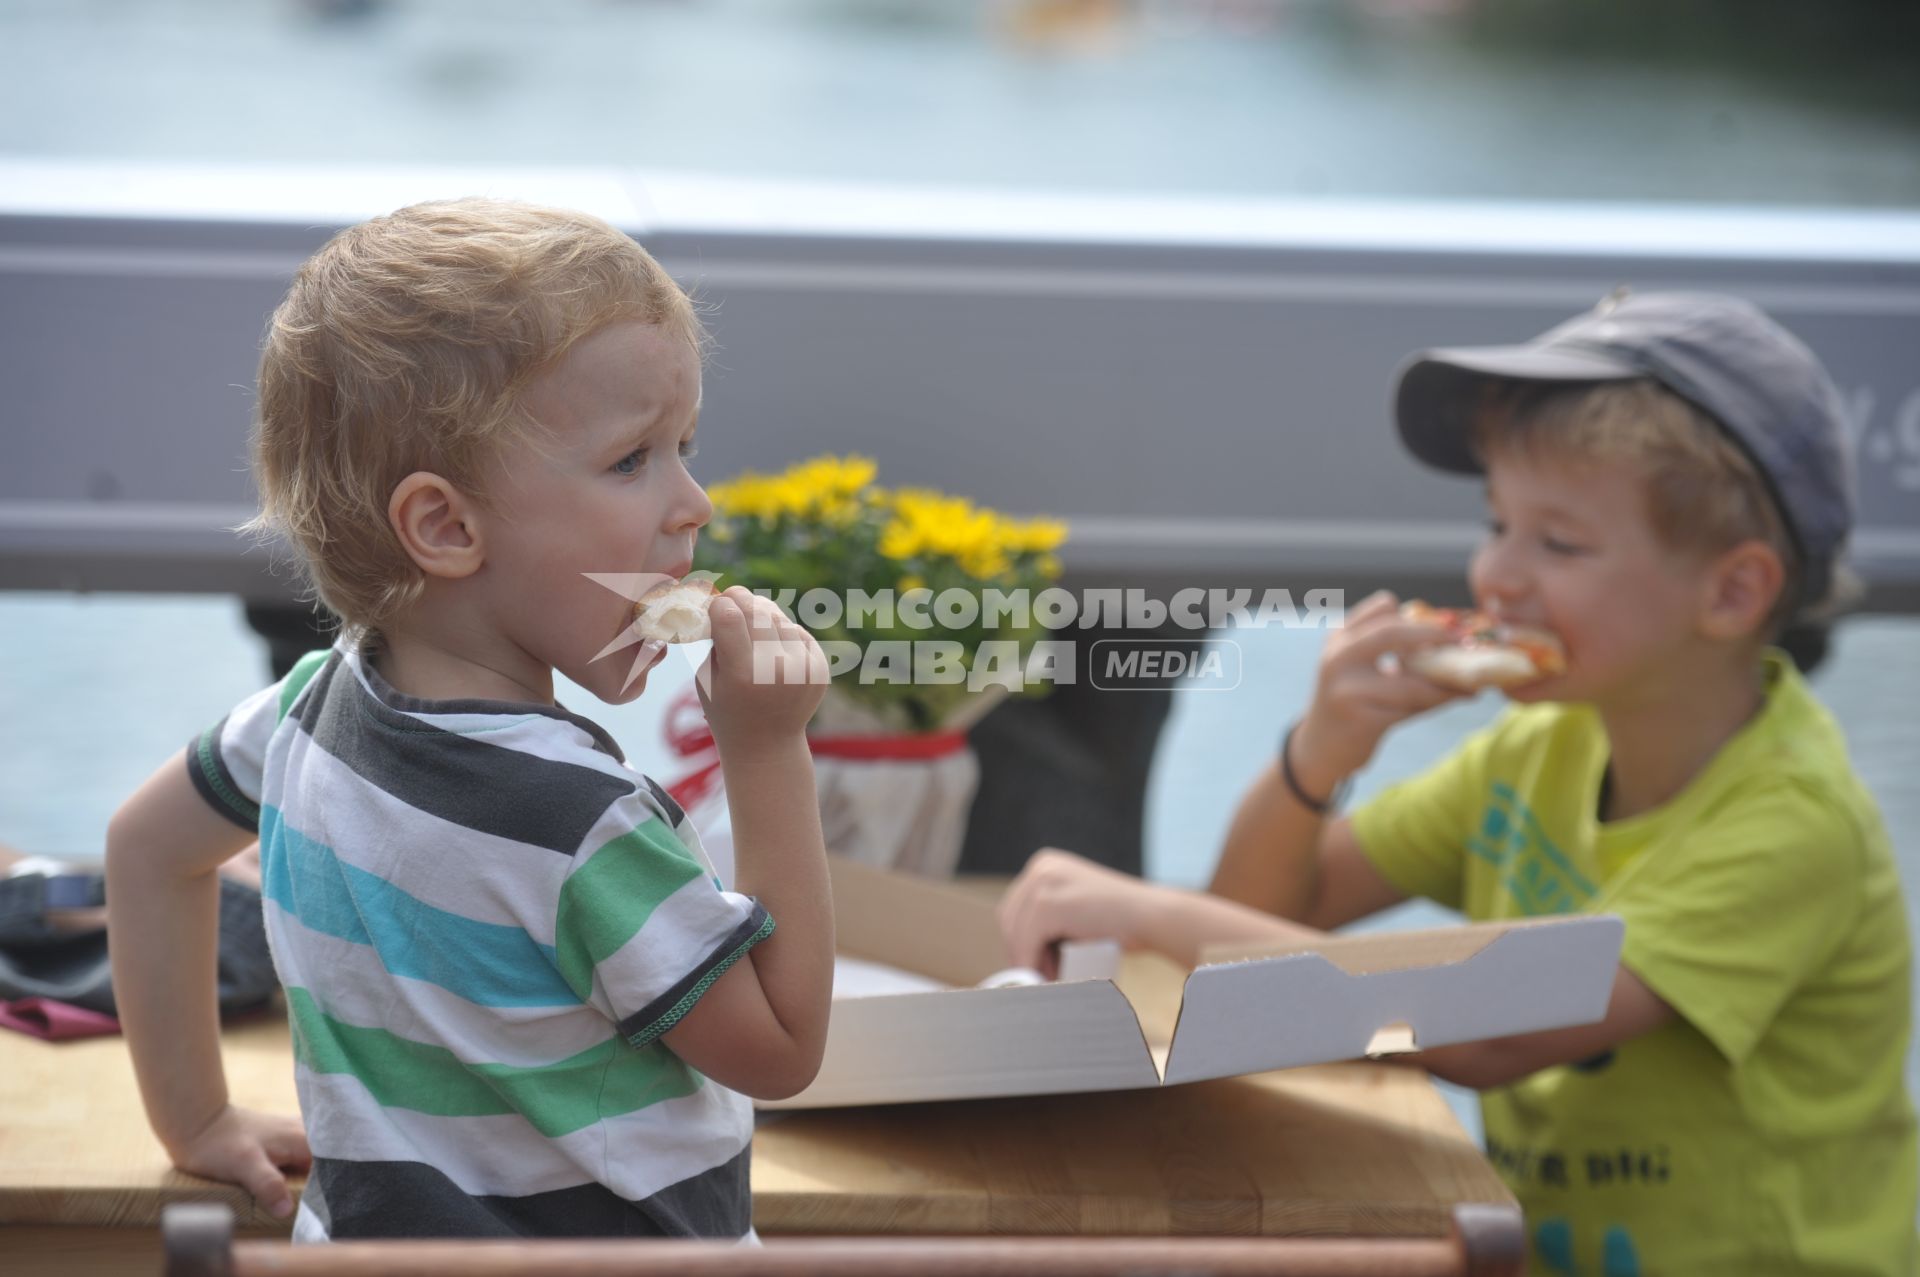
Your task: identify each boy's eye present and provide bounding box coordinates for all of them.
[1543,536,1586,556]
[679,439,700,462]
[612,448,647,476]
[1485,519,1506,538]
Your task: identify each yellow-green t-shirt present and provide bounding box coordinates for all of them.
[1351,650,1917,1276]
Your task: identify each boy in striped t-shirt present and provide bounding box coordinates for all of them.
[105,199,834,1240]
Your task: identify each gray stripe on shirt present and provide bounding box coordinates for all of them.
[290,654,635,856]
[309,1148,752,1239]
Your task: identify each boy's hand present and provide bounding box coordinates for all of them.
[1294,590,1465,793]
[168,1103,311,1221]
[697,587,830,755]
[998,848,1157,979]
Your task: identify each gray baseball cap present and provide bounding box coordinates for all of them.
[1394,290,1854,610]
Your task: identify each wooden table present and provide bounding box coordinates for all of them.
[0,953,1514,1276]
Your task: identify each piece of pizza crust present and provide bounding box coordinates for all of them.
[1401,601,1566,691]
[632,576,718,644]
[1406,644,1543,691]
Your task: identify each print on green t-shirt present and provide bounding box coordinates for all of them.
[1469,782,1599,917]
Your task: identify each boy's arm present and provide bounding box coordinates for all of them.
[659,735,832,1099]
[1406,965,1676,1090]
[105,749,310,1217]
[1212,591,1461,928]
[1000,848,1328,974]
[1212,786,1408,930]
[658,589,834,1101]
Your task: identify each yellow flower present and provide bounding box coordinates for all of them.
[879,520,922,561]
[708,473,797,522]
[708,454,1063,589]
[710,454,880,523]
[1001,517,1069,554]
[960,545,1010,579]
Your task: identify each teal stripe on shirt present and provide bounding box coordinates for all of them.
[260,806,580,1009]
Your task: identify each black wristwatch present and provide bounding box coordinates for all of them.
[1280,721,1351,816]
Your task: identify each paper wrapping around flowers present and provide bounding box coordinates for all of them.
[802,686,1001,878]
[811,747,982,878]
[679,747,982,884]
[673,685,1003,883]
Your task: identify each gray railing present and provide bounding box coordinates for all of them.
[5,162,1918,608]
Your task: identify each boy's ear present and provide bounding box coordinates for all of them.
[1698,540,1784,642]
[388,472,484,580]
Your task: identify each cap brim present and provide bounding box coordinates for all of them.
[1394,344,1642,475]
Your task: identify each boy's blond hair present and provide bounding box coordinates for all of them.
[244,197,704,633]
[1472,379,1801,636]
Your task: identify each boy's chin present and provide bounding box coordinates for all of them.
[600,669,653,704]
[571,633,673,705]
[568,658,655,705]
[1501,675,1567,704]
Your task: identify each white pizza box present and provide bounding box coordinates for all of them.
[760,855,1624,1110]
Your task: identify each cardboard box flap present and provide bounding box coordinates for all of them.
[1162,914,1623,1086]
[762,979,1163,1109]
[1199,922,1508,976]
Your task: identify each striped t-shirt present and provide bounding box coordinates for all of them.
[185,641,774,1240]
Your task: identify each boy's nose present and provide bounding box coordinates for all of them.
[1469,540,1528,613]
[672,472,714,533]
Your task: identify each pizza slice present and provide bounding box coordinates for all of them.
[632,575,719,644]
[1401,600,1567,691]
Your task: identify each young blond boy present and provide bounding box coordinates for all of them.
[105,199,833,1240]
[1000,293,1917,1274]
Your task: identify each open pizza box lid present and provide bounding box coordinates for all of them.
[760,856,1624,1110]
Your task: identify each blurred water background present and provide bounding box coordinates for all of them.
[2,0,1918,205]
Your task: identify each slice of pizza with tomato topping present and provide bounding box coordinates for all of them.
[1401,600,1567,690]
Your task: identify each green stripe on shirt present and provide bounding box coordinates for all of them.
[286,987,702,1137]
[276,649,333,723]
[553,819,705,1003]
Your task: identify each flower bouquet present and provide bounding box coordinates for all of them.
[666,455,1067,877]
